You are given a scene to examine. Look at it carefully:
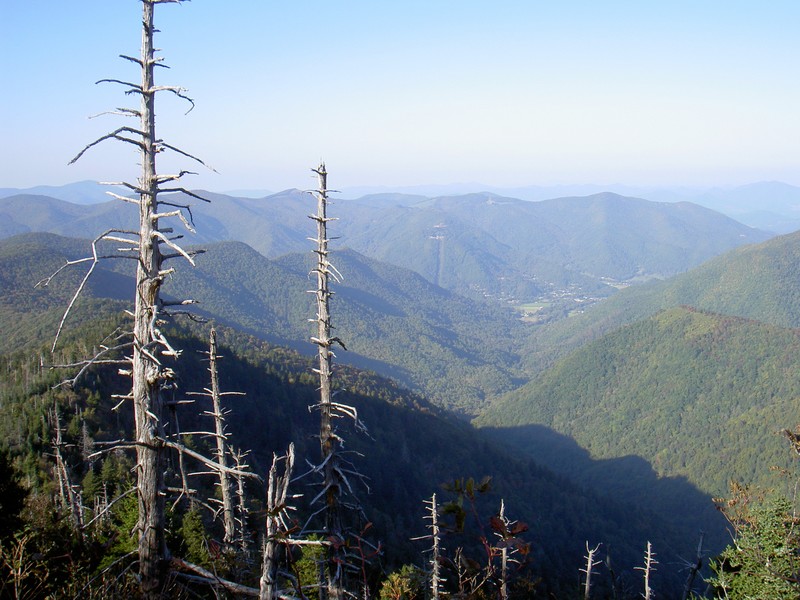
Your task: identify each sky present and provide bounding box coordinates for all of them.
[3,1,800,193]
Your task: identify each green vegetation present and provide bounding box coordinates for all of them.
[1,233,528,414]
[709,492,800,598]
[481,307,800,494]
[2,189,796,598]
[0,305,708,596]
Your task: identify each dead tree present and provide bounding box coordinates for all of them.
[495,500,510,600]
[208,328,237,546]
[488,499,529,600]
[580,542,602,600]
[310,162,347,600]
[496,501,510,600]
[58,1,211,596]
[186,327,244,548]
[635,542,657,600]
[260,444,296,600]
[48,403,83,532]
[306,163,369,600]
[232,448,253,555]
[412,493,444,600]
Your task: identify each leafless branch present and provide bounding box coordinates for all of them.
[157,142,216,171]
[156,171,197,183]
[69,126,146,164]
[37,231,128,352]
[150,85,195,113]
[163,440,262,482]
[152,230,195,266]
[82,488,137,530]
[89,107,141,119]
[96,78,144,92]
[119,54,143,66]
[171,558,260,597]
[158,187,210,203]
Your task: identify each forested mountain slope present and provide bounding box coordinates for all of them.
[336,192,768,296]
[165,241,528,414]
[0,306,709,596]
[527,229,800,371]
[478,306,800,514]
[0,232,130,353]
[0,233,526,414]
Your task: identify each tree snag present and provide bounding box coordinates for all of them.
[64,1,212,596]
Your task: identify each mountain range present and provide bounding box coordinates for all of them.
[0,233,525,414]
[528,229,800,371]
[7,179,799,232]
[0,188,770,307]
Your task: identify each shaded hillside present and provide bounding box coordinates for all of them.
[0,189,769,306]
[1,233,526,414]
[164,241,527,415]
[529,229,800,371]
[478,307,800,503]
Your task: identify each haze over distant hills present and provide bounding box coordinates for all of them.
[0,187,769,308]
[4,179,800,232]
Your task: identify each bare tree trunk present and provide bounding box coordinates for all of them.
[134,3,167,595]
[498,501,508,600]
[430,494,442,600]
[232,449,252,555]
[310,163,345,600]
[581,542,601,600]
[260,444,295,600]
[636,541,657,600]
[208,328,236,547]
[60,0,212,595]
[50,404,83,532]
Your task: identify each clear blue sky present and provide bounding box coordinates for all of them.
[3,1,800,192]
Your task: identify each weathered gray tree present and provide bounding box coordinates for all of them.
[580,542,602,600]
[635,542,657,600]
[307,163,369,599]
[310,162,347,600]
[62,1,211,595]
[48,403,83,532]
[185,327,244,548]
[412,493,444,600]
[259,444,296,599]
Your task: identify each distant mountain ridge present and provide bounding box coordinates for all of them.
[0,181,113,205]
[0,188,770,306]
[8,179,800,232]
